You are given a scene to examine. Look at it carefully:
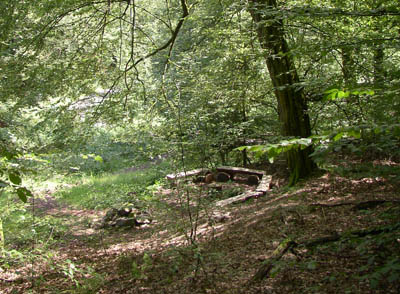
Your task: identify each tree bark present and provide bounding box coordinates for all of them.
[247,0,316,184]
[0,218,4,255]
[374,45,385,85]
[341,46,356,87]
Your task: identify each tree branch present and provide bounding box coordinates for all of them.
[126,0,190,70]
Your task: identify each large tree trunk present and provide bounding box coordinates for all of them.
[248,0,316,184]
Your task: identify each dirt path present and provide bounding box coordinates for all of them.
[2,159,400,294]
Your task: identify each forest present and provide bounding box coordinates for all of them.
[0,0,399,293]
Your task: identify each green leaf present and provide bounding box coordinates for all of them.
[16,187,32,203]
[9,172,22,185]
[360,90,375,96]
[348,129,361,139]
[94,155,103,162]
[333,132,344,141]
[323,89,338,101]
[324,88,338,94]
[337,91,350,99]
[235,146,248,151]
[248,145,264,152]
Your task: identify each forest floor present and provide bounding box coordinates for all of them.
[1,157,400,294]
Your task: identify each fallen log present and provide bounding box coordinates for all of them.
[310,199,400,210]
[256,175,272,194]
[215,191,264,207]
[216,166,265,179]
[166,168,210,181]
[301,222,400,248]
[249,222,400,284]
[250,238,296,283]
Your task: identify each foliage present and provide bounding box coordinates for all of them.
[0,143,32,202]
[0,0,400,291]
[57,162,169,210]
[237,124,400,167]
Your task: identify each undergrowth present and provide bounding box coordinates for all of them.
[56,162,170,210]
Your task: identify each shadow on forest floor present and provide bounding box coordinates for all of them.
[1,158,400,294]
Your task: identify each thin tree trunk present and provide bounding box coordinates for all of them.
[0,218,4,255]
[341,46,356,87]
[374,45,385,85]
[247,0,316,184]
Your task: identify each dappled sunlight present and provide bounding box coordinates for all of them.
[2,163,400,294]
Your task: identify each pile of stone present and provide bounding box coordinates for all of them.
[93,207,152,229]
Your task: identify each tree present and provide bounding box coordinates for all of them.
[247,0,317,184]
[4,0,399,187]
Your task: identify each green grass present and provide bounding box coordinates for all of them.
[56,161,170,210]
[0,158,171,265]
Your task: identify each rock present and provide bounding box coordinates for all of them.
[135,211,152,225]
[247,175,260,185]
[69,167,80,173]
[205,173,214,184]
[95,206,155,230]
[114,217,137,228]
[216,172,230,182]
[103,208,118,222]
[117,207,132,217]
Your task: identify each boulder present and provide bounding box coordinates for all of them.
[95,206,153,229]
[114,217,137,228]
[103,208,118,222]
[117,207,132,217]
[135,211,152,225]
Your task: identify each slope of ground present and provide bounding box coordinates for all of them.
[1,158,399,294]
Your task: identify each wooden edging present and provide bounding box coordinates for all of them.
[256,175,272,193]
[166,166,272,207]
[216,166,266,179]
[215,174,272,207]
[166,168,209,181]
[215,191,265,207]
